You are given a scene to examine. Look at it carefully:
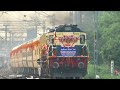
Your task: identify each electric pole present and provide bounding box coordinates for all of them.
[8,31,13,49]
[4,25,8,47]
[47,14,55,28]
[94,11,99,76]
[3,25,9,56]
[77,11,82,29]
[42,21,46,33]
[73,11,82,29]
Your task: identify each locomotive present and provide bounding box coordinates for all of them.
[10,24,90,78]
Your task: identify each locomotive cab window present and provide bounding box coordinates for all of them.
[80,35,85,44]
[49,35,54,44]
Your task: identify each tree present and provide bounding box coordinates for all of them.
[98,11,120,69]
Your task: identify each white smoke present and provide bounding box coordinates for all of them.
[52,11,72,25]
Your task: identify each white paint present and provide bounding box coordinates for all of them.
[26,76,33,79]
[17,75,23,77]
[96,75,100,79]
[111,60,114,76]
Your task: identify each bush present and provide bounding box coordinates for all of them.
[84,63,120,79]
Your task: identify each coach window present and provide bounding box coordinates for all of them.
[28,51,31,56]
[80,35,85,44]
[35,49,37,55]
[39,49,40,54]
[38,49,39,55]
[37,49,38,55]
[27,51,29,56]
[37,49,39,55]
[35,50,36,55]
[22,52,25,57]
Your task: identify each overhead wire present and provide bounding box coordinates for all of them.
[0,12,36,31]
[0,11,8,18]
[0,12,28,42]
[0,11,48,41]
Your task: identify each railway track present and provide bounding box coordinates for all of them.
[0,74,12,79]
[0,67,84,79]
[0,67,16,79]
[0,67,47,79]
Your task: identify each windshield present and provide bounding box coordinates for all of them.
[80,35,85,44]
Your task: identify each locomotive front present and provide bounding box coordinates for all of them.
[48,25,89,78]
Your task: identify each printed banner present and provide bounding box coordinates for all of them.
[60,47,76,56]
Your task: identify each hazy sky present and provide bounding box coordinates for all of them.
[0,11,54,21]
[0,11,71,38]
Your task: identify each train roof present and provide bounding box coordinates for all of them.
[11,36,40,51]
[49,24,83,32]
[11,43,24,51]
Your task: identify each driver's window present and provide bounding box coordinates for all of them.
[49,35,54,44]
[80,35,85,44]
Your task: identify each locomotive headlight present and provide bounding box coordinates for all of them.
[78,62,84,68]
[53,62,59,68]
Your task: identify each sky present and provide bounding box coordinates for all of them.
[0,11,53,21]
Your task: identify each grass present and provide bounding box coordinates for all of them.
[84,63,120,79]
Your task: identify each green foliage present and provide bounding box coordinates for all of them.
[80,11,120,69]
[98,11,120,69]
[84,64,95,79]
[81,11,120,78]
[84,63,120,79]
